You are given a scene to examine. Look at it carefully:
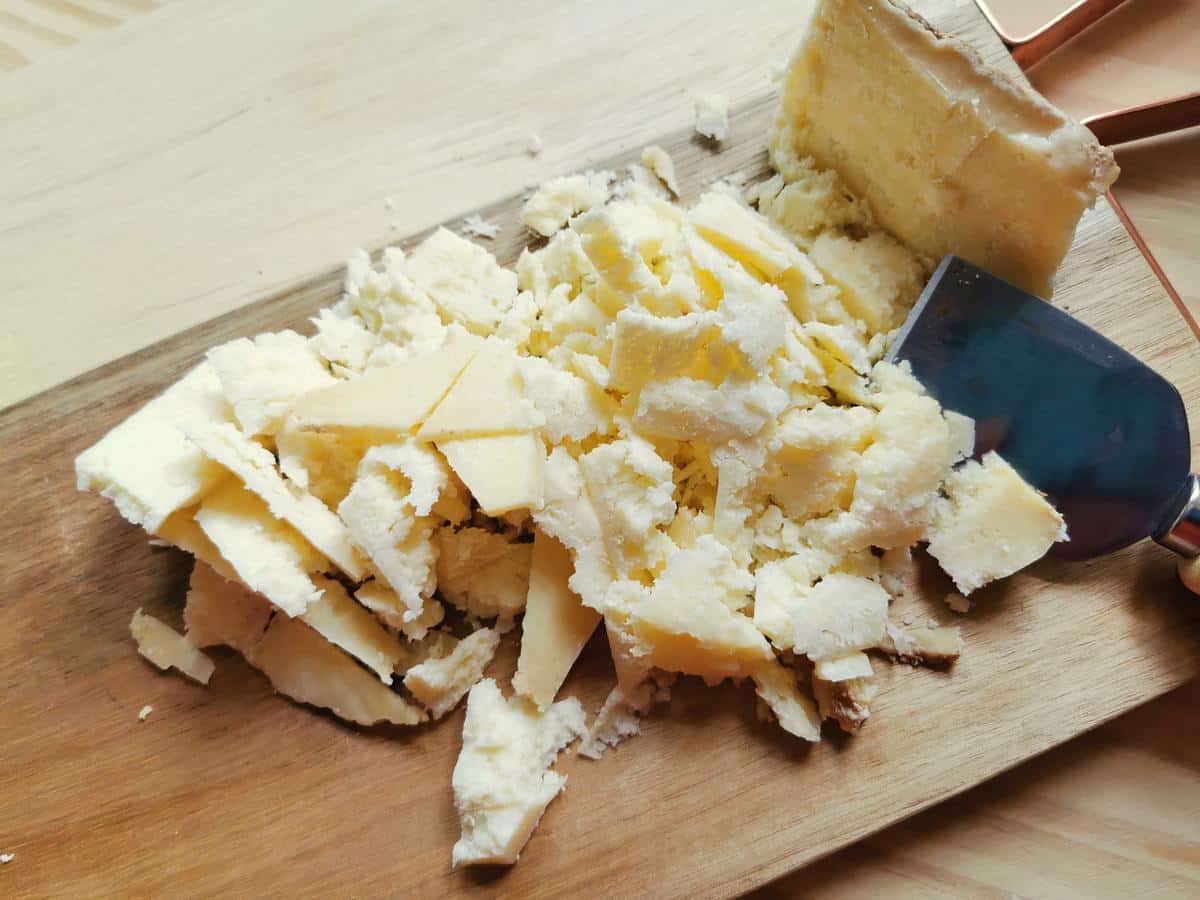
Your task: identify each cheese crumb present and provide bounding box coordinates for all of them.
[404,628,500,718]
[527,133,543,156]
[138,704,153,721]
[0,852,13,864]
[462,214,500,240]
[129,609,215,685]
[641,145,680,196]
[693,92,730,142]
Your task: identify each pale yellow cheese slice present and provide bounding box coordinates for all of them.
[438,432,546,516]
[418,339,539,441]
[302,576,409,684]
[292,330,481,433]
[183,421,365,580]
[512,531,602,709]
[927,451,1065,594]
[184,560,272,657]
[770,0,1118,298]
[155,507,238,583]
[130,608,215,685]
[751,657,821,741]
[248,614,424,727]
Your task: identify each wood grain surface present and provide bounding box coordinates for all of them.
[2,0,1199,897]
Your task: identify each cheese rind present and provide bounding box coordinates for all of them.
[770,0,1117,297]
[513,532,602,709]
[130,609,215,685]
[451,679,586,867]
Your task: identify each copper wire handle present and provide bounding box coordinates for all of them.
[1084,91,1200,146]
[974,0,1131,69]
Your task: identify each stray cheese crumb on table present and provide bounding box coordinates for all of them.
[0,852,13,865]
[138,705,153,722]
[693,92,730,142]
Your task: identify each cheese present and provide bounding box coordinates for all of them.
[944,409,977,462]
[752,168,873,243]
[404,227,519,334]
[451,679,586,867]
[183,421,365,580]
[513,531,602,709]
[337,442,445,617]
[688,190,822,287]
[438,432,546,516]
[808,230,925,332]
[521,171,614,237]
[302,576,409,684]
[292,330,481,433]
[404,628,501,719]
[354,582,444,639]
[813,674,877,733]
[792,573,889,661]
[751,657,821,741]
[516,355,613,444]
[578,674,673,759]
[927,451,1065,594]
[274,423,366,510]
[641,145,680,196]
[310,307,378,376]
[418,338,539,441]
[462,214,500,240]
[435,527,533,627]
[878,623,963,667]
[532,447,613,608]
[770,0,1117,298]
[813,652,874,682]
[343,247,447,349]
[207,330,336,436]
[155,509,238,582]
[194,481,326,617]
[248,614,425,726]
[129,609,215,685]
[608,309,721,394]
[693,92,730,142]
[184,560,272,656]
[763,403,874,520]
[74,363,231,531]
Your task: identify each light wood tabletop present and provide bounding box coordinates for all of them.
[1,1,1197,896]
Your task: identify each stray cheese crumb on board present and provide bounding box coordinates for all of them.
[74,0,1106,870]
[462,214,500,240]
[138,704,153,721]
[129,609,215,685]
[0,853,13,865]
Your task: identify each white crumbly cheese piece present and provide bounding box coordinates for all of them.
[309,307,377,376]
[521,171,613,237]
[751,657,821,741]
[635,376,788,444]
[248,614,425,726]
[693,92,730,142]
[532,447,613,609]
[338,442,446,617]
[138,704,153,721]
[641,145,680,195]
[355,581,444,639]
[878,623,963,667]
[343,247,447,349]
[578,673,673,759]
[182,421,365,579]
[129,609,215,685]
[516,356,612,444]
[513,531,602,709]
[404,227,519,335]
[527,133,543,156]
[770,0,1117,298]
[274,423,366,509]
[404,628,501,719]
[0,853,14,864]
[808,230,925,332]
[462,214,501,240]
[184,560,273,656]
[791,573,889,661]
[207,330,336,436]
[944,410,976,463]
[302,576,409,684]
[435,527,533,628]
[195,481,326,617]
[813,652,873,682]
[451,679,586,867]
[438,432,546,516]
[292,329,481,433]
[928,451,1066,594]
[74,363,232,531]
[154,509,239,582]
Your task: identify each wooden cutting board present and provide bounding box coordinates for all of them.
[2,2,1198,896]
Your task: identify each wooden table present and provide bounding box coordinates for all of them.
[2,1,1197,895]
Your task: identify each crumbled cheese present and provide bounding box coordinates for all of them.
[521,172,614,237]
[138,704,153,721]
[693,92,730,142]
[578,672,673,759]
[404,628,500,718]
[527,133,543,156]
[0,853,13,864]
[641,145,680,195]
[129,609,215,685]
[436,527,532,628]
[451,679,585,867]
[184,560,272,656]
[462,214,500,240]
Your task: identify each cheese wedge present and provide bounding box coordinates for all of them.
[770,0,1118,297]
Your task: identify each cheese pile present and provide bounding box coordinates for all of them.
[74,0,1107,869]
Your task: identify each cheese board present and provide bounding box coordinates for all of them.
[1,2,1198,896]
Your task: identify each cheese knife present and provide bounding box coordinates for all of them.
[886,255,1199,562]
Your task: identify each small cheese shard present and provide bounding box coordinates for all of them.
[878,623,963,667]
[248,614,424,726]
[770,0,1117,297]
[129,609,215,685]
[522,172,613,237]
[813,674,877,733]
[927,451,1065,594]
[418,339,539,441]
[462,214,500,240]
[404,227,519,335]
[451,679,586,867]
[292,331,480,433]
[641,145,680,196]
[578,674,673,759]
[813,652,874,682]
[138,705,153,722]
[184,560,272,656]
[435,527,533,627]
[513,532,602,709]
[195,482,326,617]
[207,330,336,436]
[792,573,889,661]
[303,576,409,684]
[439,432,546,516]
[693,92,730,142]
[182,422,365,579]
[74,363,231,531]
[355,582,444,639]
[338,442,446,617]
[404,628,501,719]
[752,657,822,742]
